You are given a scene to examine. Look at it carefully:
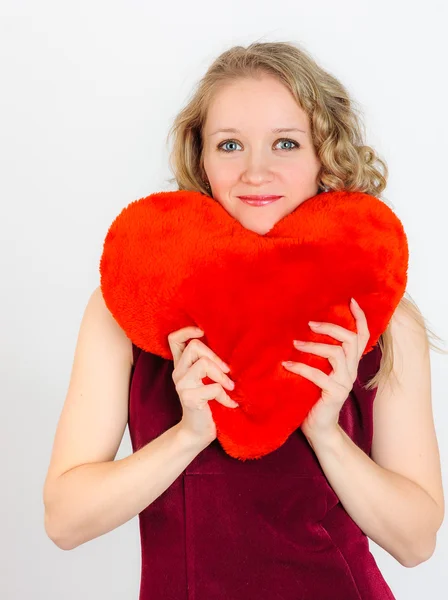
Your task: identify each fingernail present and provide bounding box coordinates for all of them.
[282,361,294,366]
[293,340,306,346]
[227,379,235,389]
[308,321,321,327]
[222,363,231,373]
[351,298,358,306]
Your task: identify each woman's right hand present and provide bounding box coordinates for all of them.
[167,326,239,445]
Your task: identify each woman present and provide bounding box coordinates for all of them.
[43,41,445,599]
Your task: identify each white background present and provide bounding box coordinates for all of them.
[1,0,447,598]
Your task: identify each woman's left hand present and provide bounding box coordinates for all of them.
[282,297,371,443]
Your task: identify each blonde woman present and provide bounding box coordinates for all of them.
[43,41,445,599]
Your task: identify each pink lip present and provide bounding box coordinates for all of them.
[237,195,283,207]
[237,195,283,200]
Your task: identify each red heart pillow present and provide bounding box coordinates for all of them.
[99,189,408,460]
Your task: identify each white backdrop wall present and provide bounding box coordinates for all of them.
[1,1,447,598]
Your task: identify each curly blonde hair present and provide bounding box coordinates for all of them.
[165,39,446,391]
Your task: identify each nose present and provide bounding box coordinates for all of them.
[240,151,275,186]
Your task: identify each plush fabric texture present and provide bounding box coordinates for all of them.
[99,189,408,460]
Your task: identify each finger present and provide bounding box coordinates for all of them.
[282,361,330,388]
[349,297,371,353]
[308,319,359,366]
[293,341,351,379]
[282,361,351,399]
[308,320,358,344]
[167,326,205,367]
[181,384,239,410]
[177,354,235,394]
[173,338,231,384]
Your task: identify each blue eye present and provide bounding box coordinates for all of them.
[277,139,299,151]
[218,140,241,152]
[217,138,300,153]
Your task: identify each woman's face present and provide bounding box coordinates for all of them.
[201,74,322,235]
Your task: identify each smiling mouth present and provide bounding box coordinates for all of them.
[237,195,283,206]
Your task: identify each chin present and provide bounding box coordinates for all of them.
[236,218,277,236]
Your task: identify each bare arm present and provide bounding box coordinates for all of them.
[45,422,209,550]
[43,286,209,550]
[306,304,444,568]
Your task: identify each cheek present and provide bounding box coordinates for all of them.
[287,156,320,181]
[286,167,306,182]
[205,155,235,183]
[213,169,240,191]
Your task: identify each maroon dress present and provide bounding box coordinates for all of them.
[128,341,397,600]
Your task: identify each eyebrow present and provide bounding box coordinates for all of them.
[208,127,307,137]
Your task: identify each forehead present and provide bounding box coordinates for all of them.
[203,77,309,133]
